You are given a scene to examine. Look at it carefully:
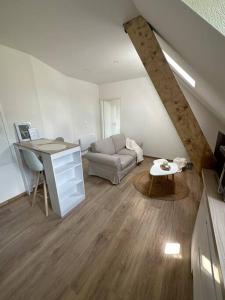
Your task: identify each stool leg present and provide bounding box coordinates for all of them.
[32,172,40,206]
[43,176,48,217]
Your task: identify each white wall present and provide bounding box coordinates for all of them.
[0,44,100,203]
[31,57,74,142]
[156,34,225,125]
[0,106,25,202]
[0,45,43,202]
[99,76,225,159]
[67,77,100,144]
[179,81,225,150]
[1,41,225,204]
[0,46,43,142]
[99,77,188,159]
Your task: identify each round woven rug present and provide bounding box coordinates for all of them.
[132,170,189,201]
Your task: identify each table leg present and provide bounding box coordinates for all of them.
[148,176,154,197]
[172,174,174,181]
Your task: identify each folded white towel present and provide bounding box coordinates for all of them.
[126,137,144,163]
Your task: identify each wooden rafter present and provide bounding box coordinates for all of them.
[124,16,215,173]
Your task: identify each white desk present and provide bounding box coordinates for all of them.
[14,139,85,218]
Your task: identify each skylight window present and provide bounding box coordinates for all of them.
[182,0,225,38]
[162,50,196,87]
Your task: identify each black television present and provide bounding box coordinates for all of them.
[214,131,225,199]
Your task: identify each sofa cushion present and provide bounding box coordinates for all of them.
[117,148,137,158]
[111,134,126,153]
[113,154,134,169]
[91,137,116,155]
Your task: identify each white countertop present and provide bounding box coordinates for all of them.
[14,138,79,155]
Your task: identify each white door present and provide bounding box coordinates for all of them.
[100,99,120,138]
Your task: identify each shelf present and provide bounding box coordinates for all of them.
[52,151,81,164]
[60,193,85,217]
[54,162,81,175]
[58,178,83,199]
[63,191,83,201]
[58,179,83,198]
[58,178,83,189]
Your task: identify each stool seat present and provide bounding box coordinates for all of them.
[21,149,44,172]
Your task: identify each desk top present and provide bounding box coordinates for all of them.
[150,162,178,176]
[14,139,79,155]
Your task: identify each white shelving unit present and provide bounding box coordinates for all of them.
[51,147,85,217]
[15,140,85,218]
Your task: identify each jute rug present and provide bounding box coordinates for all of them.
[132,170,189,201]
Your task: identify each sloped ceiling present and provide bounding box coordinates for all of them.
[1,0,225,97]
[0,0,224,124]
[183,0,225,37]
[0,0,145,83]
[133,0,225,99]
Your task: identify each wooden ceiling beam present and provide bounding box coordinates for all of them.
[124,15,215,173]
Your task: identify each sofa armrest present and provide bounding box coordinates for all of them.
[84,152,121,169]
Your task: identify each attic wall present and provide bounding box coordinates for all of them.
[99,76,225,159]
[183,0,225,37]
[99,77,188,159]
[178,81,225,150]
[124,15,215,173]
[155,33,225,126]
[0,44,100,203]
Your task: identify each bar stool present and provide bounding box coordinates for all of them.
[21,149,49,216]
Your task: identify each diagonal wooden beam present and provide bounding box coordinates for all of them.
[124,15,215,173]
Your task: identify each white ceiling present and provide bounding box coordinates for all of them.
[0,0,225,101]
[133,0,225,98]
[182,0,225,38]
[0,0,145,84]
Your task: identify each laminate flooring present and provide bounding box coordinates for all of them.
[0,157,202,300]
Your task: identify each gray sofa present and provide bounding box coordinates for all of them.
[84,134,142,184]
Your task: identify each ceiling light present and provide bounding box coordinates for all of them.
[162,51,196,87]
[164,242,181,255]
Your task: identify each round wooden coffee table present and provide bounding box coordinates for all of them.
[148,161,179,196]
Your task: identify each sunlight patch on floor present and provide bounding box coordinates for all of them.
[164,242,182,258]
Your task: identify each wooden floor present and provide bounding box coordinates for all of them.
[0,157,202,300]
